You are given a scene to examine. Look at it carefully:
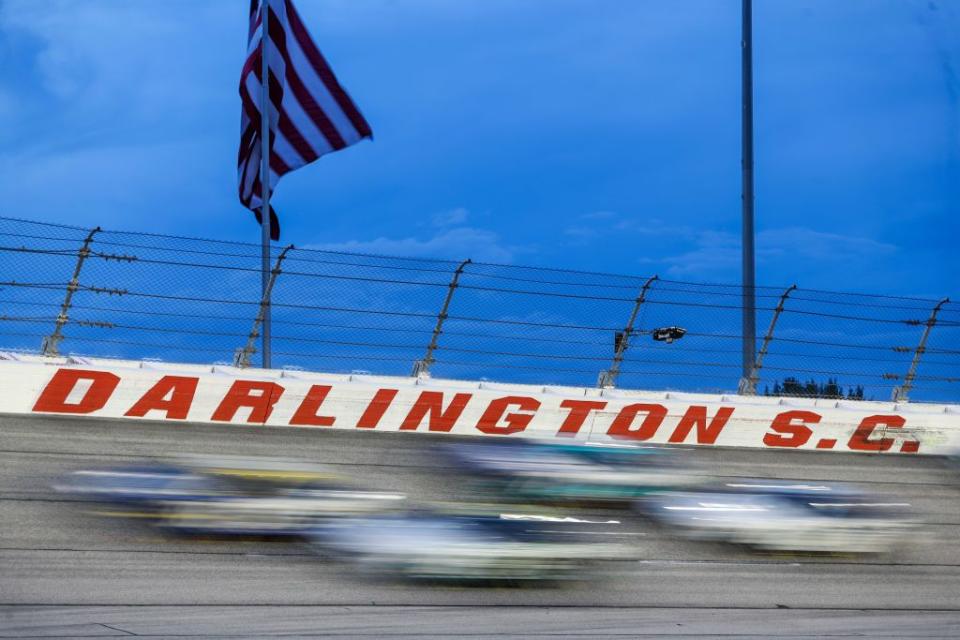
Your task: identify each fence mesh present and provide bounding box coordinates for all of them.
[0,216,956,403]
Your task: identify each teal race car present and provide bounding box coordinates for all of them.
[440,439,698,504]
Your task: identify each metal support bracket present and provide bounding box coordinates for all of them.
[891,297,949,402]
[597,275,658,388]
[739,284,796,396]
[412,258,471,378]
[41,226,101,356]
[234,244,294,369]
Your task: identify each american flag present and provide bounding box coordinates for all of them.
[238,0,372,240]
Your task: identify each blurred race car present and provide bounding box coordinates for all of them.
[311,508,629,583]
[640,480,915,554]
[440,439,698,503]
[54,455,405,536]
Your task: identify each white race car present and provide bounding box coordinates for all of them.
[311,510,629,582]
[640,481,915,554]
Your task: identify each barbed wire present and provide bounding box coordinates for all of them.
[0,279,950,349]
[0,215,954,402]
[656,276,948,304]
[9,306,957,366]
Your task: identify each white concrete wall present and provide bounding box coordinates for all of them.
[1,354,957,454]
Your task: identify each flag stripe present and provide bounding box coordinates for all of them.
[263,4,347,150]
[251,64,325,165]
[247,0,259,41]
[283,23,357,146]
[238,0,372,240]
[284,0,372,139]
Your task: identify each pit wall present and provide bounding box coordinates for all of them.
[1,354,957,455]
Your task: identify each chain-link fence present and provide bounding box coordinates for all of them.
[0,215,956,403]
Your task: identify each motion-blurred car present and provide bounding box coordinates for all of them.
[441,439,697,503]
[640,481,915,553]
[54,456,405,536]
[53,462,202,508]
[311,508,629,583]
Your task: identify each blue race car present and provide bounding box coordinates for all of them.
[55,456,405,536]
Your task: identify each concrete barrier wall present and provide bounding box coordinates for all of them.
[1,355,957,454]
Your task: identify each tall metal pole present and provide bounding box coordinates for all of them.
[259,0,273,368]
[741,0,757,382]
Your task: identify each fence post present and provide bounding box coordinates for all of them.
[234,244,294,369]
[41,226,101,356]
[412,258,471,378]
[891,297,950,402]
[738,284,796,396]
[597,275,658,388]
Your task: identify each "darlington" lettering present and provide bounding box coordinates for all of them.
[30,368,921,453]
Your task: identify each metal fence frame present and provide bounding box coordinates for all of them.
[1,216,956,403]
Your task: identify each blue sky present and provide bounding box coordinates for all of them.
[0,0,957,297]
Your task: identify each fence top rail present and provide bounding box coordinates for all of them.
[2,215,952,304]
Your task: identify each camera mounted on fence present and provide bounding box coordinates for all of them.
[652,326,686,344]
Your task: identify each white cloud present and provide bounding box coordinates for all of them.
[0,1,250,233]
[662,230,740,277]
[311,205,525,262]
[562,212,615,244]
[612,218,697,237]
[431,207,469,227]
[0,1,237,146]
[0,89,14,122]
[660,227,898,278]
[562,212,698,246]
[562,225,599,239]
[758,227,897,261]
[580,210,617,221]
[310,226,522,263]
[1,138,229,225]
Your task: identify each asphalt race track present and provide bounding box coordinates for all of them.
[2,414,959,638]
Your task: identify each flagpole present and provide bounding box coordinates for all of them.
[741,0,756,387]
[259,0,273,369]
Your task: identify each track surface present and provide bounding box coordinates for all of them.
[2,414,959,638]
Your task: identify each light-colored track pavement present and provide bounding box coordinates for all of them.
[2,414,959,638]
